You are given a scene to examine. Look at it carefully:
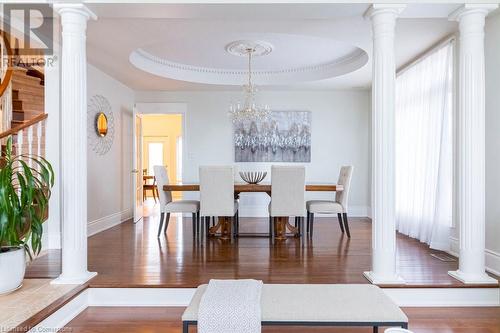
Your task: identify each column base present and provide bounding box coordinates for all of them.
[448,270,498,285]
[363,271,406,285]
[51,271,97,285]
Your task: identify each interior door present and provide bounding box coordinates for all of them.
[132,107,143,223]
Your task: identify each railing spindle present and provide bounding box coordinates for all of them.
[16,129,23,157]
[27,125,34,168]
[36,120,43,169]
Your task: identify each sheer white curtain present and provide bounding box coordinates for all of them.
[395,41,454,251]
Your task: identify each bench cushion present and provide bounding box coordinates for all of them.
[182,284,408,324]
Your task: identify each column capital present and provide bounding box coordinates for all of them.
[363,4,406,20]
[449,4,498,21]
[54,3,97,21]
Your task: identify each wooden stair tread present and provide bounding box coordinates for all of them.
[13,89,44,98]
[11,86,44,96]
[12,70,42,81]
[12,77,44,89]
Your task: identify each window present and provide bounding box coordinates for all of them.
[176,136,182,182]
[148,142,164,176]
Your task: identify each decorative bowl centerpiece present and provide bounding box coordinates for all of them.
[239,171,267,184]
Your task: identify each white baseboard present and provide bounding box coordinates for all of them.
[485,249,500,276]
[238,205,370,218]
[28,285,500,332]
[87,208,133,237]
[89,288,196,306]
[29,289,89,333]
[315,206,370,218]
[384,288,500,307]
[448,237,500,277]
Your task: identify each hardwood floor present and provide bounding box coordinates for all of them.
[26,201,499,287]
[65,306,500,333]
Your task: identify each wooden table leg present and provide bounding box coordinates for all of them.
[274,217,287,240]
[286,219,299,237]
[274,217,300,240]
[219,217,232,240]
[208,218,221,236]
[209,216,232,240]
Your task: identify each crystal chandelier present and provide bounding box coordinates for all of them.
[229,47,271,123]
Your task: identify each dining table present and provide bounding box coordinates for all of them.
[163,182,343,240]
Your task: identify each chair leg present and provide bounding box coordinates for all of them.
[157,212,165,238]
[235,211,239,236]
[206,217,210,237]
[233,213,237,237]
[192,213,196,237]
[153,188,158,203]
[306,212,310,233]
[164,213,170,234]
[196,212,200,236]
[298,217,303,236]
[310,213,315,236]
[269,216,273,238]
[342,213,351,238]
[337,213,345,233]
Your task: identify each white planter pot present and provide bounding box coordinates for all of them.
[0,247,26,294]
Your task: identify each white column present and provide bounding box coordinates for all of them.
[448,4,498,284]
[52,4,97,285]
[363,4,405,285]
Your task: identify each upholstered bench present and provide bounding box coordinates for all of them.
[182,284,408,333]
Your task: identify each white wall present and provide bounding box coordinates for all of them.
[135,90,371,217]
[484,13,500,274]
[87,65,134,235]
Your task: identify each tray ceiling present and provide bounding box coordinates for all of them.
[85,3,461,91]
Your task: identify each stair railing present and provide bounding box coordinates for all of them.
[0,113,48,168]
[0,29,13,134]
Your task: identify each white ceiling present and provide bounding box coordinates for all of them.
[86,3,460,91]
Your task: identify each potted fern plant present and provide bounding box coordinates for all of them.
[0,136,54,294]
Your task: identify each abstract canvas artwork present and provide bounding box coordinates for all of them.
[234,111,311,162]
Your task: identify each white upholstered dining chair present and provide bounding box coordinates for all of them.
[306,165,353,237]
[199,166,239,238]
[269,165,306,238]
[154,165,200,238]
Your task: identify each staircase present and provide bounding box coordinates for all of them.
[11,67,45,128]
[0,30,47,160]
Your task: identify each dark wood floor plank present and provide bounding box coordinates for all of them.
[64,306,500,333]
[26,202,499,288]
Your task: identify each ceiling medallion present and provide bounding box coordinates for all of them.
[225,40,274,57]
[227,41,272,124]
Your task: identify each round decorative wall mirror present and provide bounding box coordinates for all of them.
[96,112,108,137]
[88,95,114,155]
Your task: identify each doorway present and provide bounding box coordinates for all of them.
[141,114,183,202]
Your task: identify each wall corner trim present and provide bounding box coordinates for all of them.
[448,236,500,277]
[88,209,133,237]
